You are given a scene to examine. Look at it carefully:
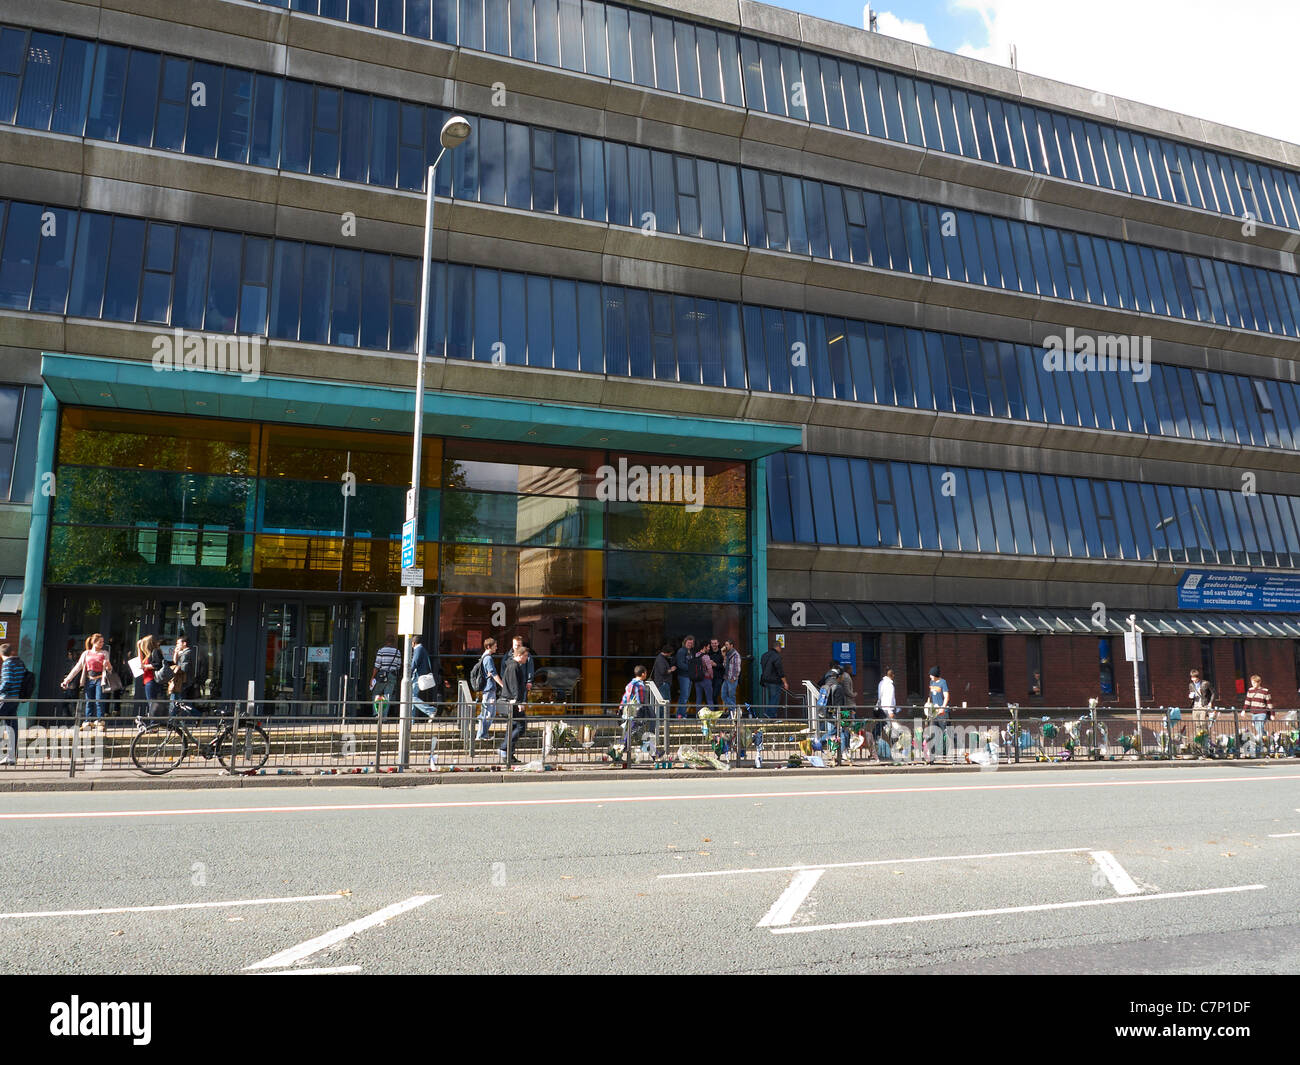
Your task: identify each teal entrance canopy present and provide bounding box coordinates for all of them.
[39,354,804,460]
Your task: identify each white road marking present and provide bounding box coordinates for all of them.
[245,895,438,970]
[1268,832,1300,838]
[3,773,1297,821]
[757,870,824,927]
[258,966,362,975]
[0,893,346,921]
[769,884,1267,935]
[661,846,1091,880]
[1089,850,1142,895]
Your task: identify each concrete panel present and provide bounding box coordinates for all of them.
[0,161,84,211]
[284,49,451,104]
[738,0,803,41]
[738,113,811,154]
[98,6,288,70]
[0,315,66,358]
[910,47,1022,99]
[11,0,102,38]
[603,112,739,164]
[599,254,743,302]
[603,82,746,139]
[793,12,918,73]
[0,346,45,385]
[81,143,281,211]
[453,51,608,118]
[285,13,451,77]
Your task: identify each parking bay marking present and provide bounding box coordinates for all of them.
[769,884,1267,935]
[1089,850,1142,895]
[245,894,439,971]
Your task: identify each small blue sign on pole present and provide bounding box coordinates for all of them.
[401,519,417,570]
[833,640,856,673]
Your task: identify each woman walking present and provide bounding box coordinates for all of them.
[62,634,115,731]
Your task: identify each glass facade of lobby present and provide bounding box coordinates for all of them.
[41,407,753,710]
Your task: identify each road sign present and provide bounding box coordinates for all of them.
[401,518,416,569]
[406,487,417,521]
[401,567,424,587]
[1123,630,1144,662]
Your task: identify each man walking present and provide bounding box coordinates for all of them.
[673,636,695,718]
[1243,673,1274,743]
[0,643,26,766]
[371,636,402,718]
[875,666,897,759]
[926,665,950,764]
[498,645,529,765]
[720,639,741,710]
[651,643,675,705]
[474,638,502,743]
[759,639,789,718]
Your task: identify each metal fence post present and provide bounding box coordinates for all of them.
[374,708,382,772]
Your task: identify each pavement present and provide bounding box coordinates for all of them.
[0,760,1297,975]
[1,753,1290,790]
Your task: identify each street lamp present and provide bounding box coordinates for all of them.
[399,116,472,769]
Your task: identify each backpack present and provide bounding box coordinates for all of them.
[18,665,34,700]
[816,683,832,708]
[620,680,643,719]
[469,655,487,693]
[689,655,704,682]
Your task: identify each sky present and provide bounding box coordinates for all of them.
[774,0,1299,145]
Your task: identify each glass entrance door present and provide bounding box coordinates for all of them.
[261,600,351,716]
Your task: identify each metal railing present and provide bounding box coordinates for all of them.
[1,697,1296,774]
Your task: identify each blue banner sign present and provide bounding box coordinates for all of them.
[1178,570,1300,612]
[833,640,856,673]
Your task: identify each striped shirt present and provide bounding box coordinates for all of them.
[1243,686,1273,714]
[373,646,402,677]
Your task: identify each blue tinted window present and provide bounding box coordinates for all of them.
[766,453,794,543]
[101,216,146,321]
[30,206,77,313]
[205,230,241,331]
[216,66,252,162]
[172,226,210,329]
[371,96,398,188]
[115,50,159,147]
[270,240,302,340]
[185,62,222,157]
[0,201,40,309]
[84,44,127,141]
[552,279,579,371]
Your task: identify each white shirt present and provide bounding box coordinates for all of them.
[877,676,896,713]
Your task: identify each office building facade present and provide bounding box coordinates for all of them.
[1,0,1298,712]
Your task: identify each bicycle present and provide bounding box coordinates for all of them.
[129,702,270,776]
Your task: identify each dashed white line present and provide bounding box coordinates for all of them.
[1268,832,1300,838]
[757,870,824,927]
[245,895,438,971]
[661,846,1091,880]
[1089,850,1142,895]
[769,884,1267,935]
[0,893,347,921]
[259,966,362,975]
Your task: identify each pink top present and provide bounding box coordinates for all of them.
[84,650,106,675]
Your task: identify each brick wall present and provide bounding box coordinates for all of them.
[777,630,1300,711]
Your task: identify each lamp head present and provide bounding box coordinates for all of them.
[440,116,472,149]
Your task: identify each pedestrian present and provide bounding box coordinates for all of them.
[498,645,529,765]
[708,638,723,685]
[720,639,741,710]
[0,642,27,765]
[370,636,402,718]
[511,635,535,695]
[673,636,695,718]
[58,646,80,718]
[926,665,950,764]
[758,639,789,718]
[135,634,165,721]
[875,666,897,759]
[1243,674,1273,742]
[694,640,716,708]
[473,637,502,742]
[62,633,114,731]
[620,664,649,724]
[410,635,438,718]
[169,635,194,720]
[651,643,675,704]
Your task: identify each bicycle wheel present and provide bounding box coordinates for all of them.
[215,723,270,771]
[130,723,188,775]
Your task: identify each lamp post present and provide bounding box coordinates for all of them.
[399,115,472,770]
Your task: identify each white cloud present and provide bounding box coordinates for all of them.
[872,9,934,46]
[951,0,1299,145]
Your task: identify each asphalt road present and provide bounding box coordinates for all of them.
[1,763,1297,975]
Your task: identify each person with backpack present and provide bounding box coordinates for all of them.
[619,664,650,750]
[371,636,402,718]
[759,640,788,719]
[672,636,695,718]
[472,638,501,742]
[0,642,30,765]
[816,667,849,758]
